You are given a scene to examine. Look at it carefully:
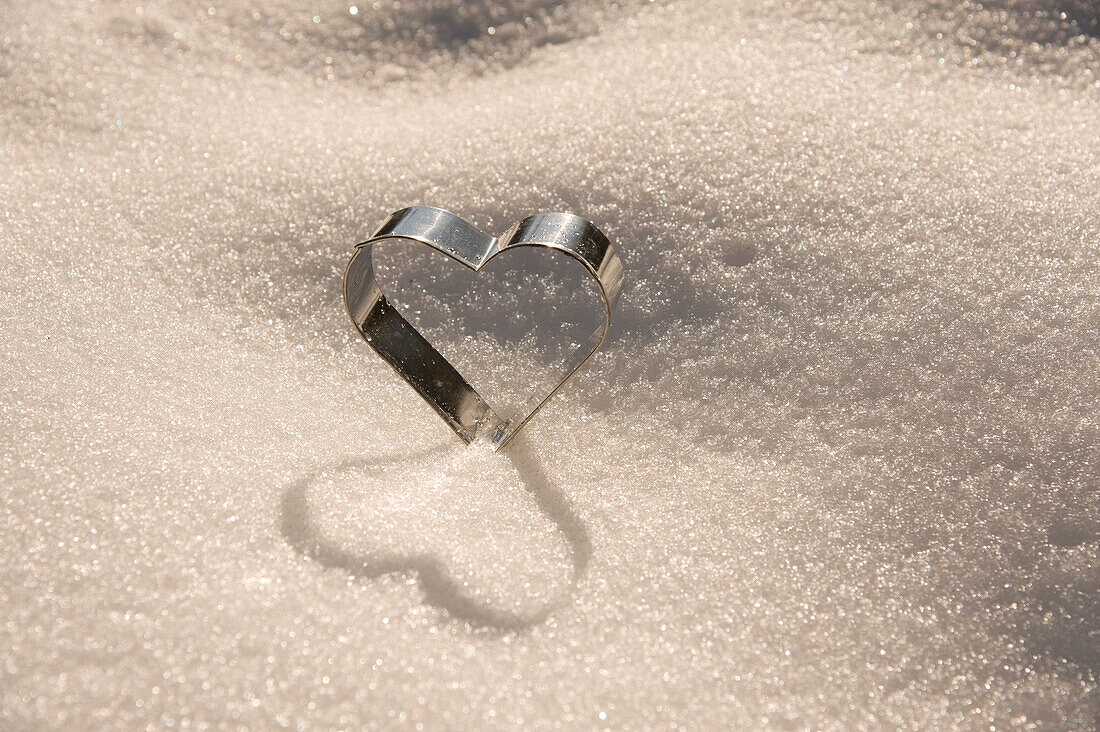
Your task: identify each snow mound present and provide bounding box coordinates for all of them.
[2,0,1098,727]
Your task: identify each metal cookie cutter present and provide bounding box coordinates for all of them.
[344,206,624,450]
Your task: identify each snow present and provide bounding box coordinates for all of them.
[2,0,1098,727]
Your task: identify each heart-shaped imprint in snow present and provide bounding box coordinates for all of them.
[282,443,589,629]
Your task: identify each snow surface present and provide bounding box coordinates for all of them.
[2,0,1099,727]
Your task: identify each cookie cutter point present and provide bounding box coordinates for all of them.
[343,205,624,450]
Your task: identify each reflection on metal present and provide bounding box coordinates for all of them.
[343,206,624,450]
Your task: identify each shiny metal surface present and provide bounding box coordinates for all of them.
[344,206,624,450]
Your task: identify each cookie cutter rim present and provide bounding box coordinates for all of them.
[343,206,624,450]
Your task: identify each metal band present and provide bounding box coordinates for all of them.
[343,206,623,450]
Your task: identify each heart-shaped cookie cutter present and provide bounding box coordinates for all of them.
[344,206,624,450]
